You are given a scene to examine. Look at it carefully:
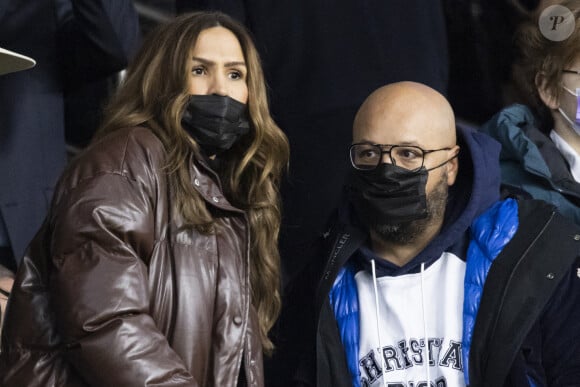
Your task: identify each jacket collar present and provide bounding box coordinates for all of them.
[485,104,580,201]
[314,223,366,319]
[189,153,245,214]
[522,119,580,201]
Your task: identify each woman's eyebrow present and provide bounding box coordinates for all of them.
[191,56,246,68]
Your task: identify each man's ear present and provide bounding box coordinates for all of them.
[446,145,460,186]
[535,72,559,109]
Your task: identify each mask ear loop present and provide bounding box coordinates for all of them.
[561,84,580,122]
[561,84,578,96]
[558,85,580,136]
[576,88,580,122]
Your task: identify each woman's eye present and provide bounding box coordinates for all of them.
[192,67,205,75]
[229,70,244,80]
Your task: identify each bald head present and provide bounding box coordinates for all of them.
[353,82,456,149]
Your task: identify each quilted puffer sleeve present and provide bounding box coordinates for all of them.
[462,198,518,385]
[329,265,360,387]
[47,134,197,386]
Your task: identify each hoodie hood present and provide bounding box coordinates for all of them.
[351,124,502,276]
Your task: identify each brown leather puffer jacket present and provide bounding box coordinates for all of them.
[0,126,264,387]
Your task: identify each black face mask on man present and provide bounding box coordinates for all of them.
[181,94,250,155]
[347,163,429,227]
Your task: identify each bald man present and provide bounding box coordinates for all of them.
[291,82,580,387]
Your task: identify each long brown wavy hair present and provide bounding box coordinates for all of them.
[95,11,289,352]
[512,0,580,132]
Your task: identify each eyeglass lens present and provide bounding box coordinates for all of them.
[350,144,424,170]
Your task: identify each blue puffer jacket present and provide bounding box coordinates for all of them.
[330,198,519,387]
[461,198,518,385]
[481,104,580,225]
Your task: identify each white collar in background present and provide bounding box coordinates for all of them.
[0,47,35,75]
[550,129,580,183]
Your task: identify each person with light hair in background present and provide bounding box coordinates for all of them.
[483,0,580,223]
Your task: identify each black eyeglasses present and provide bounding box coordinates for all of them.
[349,143,451,171]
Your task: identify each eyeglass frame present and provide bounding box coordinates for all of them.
[562,69,580,75]
[349,143,452,172]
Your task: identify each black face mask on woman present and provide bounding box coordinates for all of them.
[347,163,429,226]
[181,94,250,155]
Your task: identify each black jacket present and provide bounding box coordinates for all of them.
[301,199,580,387]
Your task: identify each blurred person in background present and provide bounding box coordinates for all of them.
[444,0,560,125]
[0,45,35,339]
[482,0,580,223]
[0,0,140,272]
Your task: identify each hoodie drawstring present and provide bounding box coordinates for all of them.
[371,259,389,387]
[420,262,431,386]
[370,260,432,387]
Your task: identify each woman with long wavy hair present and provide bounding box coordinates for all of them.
[0,11,289,387]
